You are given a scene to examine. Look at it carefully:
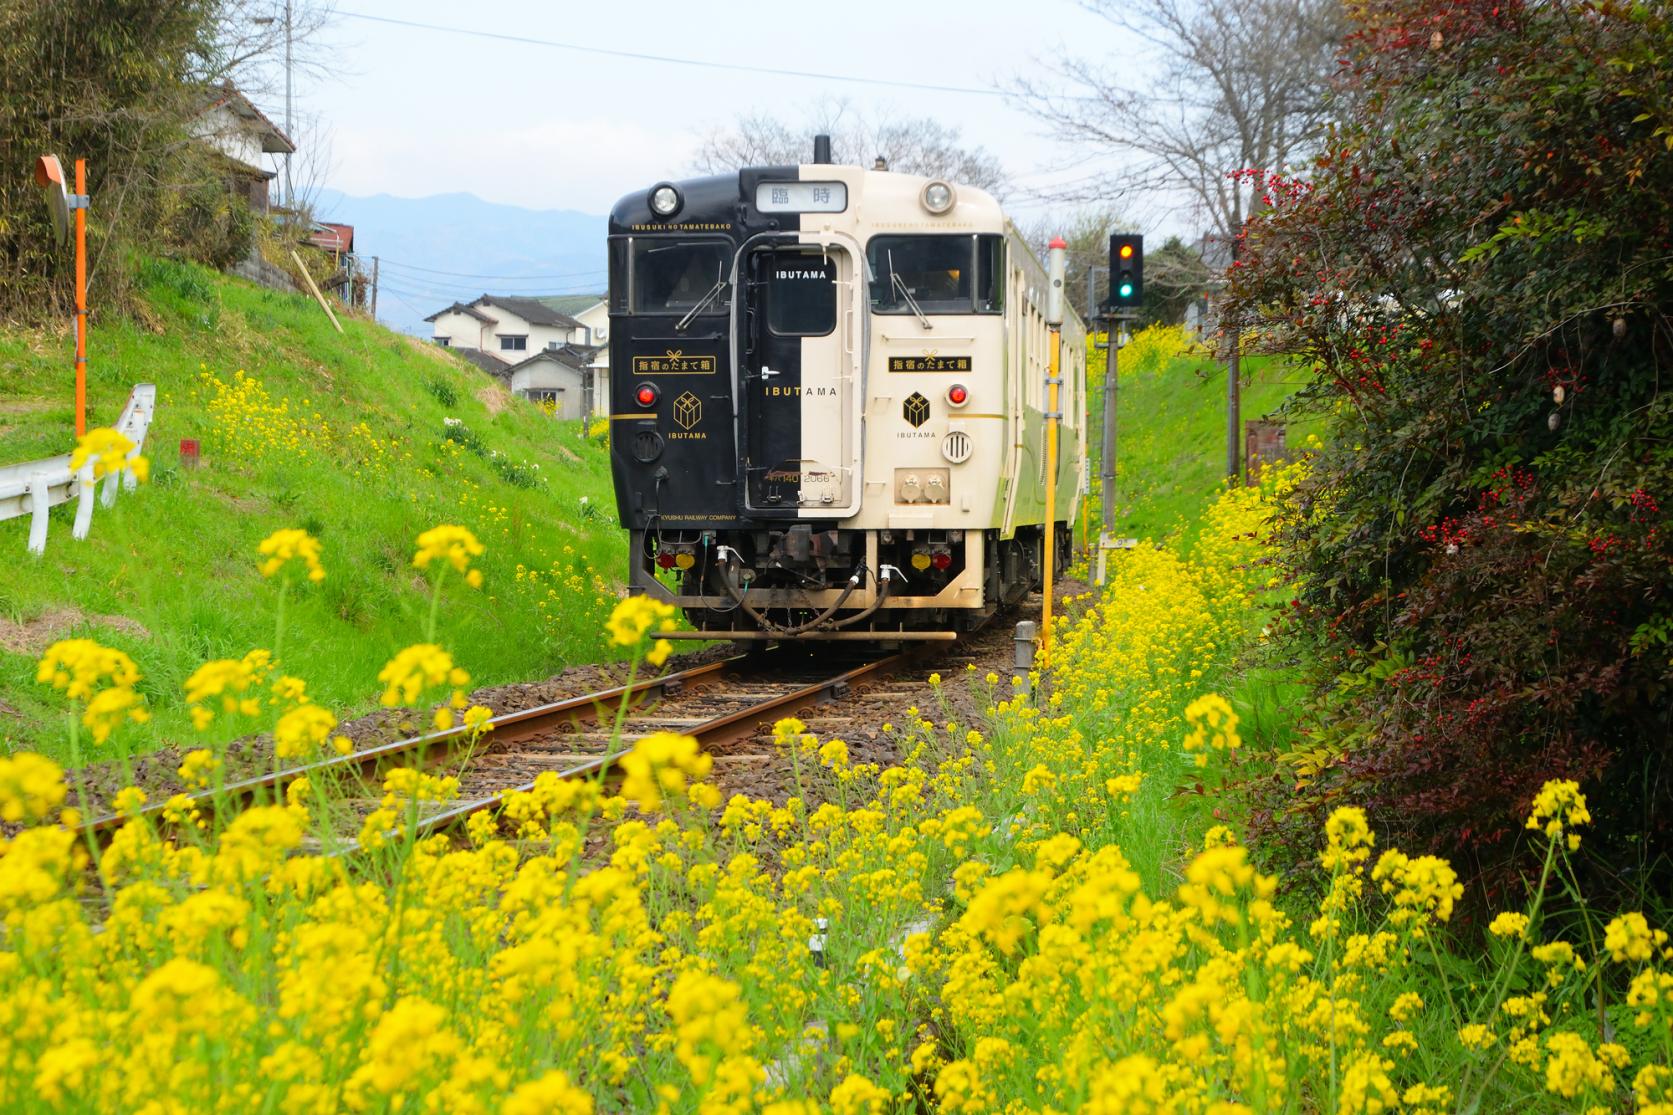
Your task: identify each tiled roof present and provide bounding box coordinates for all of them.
[505,345,597,374]
[453,348,511,378]
[425,301,495,324]
[476,295,582,329]
[307,222,353,253]
[535,294,606,318]
[197,81,295,154]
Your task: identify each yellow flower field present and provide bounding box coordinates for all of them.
[1,473,1669,1113]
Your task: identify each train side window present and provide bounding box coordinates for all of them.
[766,251,837,336]
[631,240,731,315]
[976,235,1004,313]
[609,238,630,313]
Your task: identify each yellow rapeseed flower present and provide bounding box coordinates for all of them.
[376,644,469,708]
[413,524,486,587]
[258,528,325,582]
[0,753,67,823]
[1526,779,1591,851]
[273,704,338,760]
[69,426,149,483]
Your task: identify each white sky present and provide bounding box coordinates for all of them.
[291,0,1137,225]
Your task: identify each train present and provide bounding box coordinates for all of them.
[606,139,1087,642]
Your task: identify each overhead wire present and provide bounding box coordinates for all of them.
[375,258,608,282]
[336,10,1011,99]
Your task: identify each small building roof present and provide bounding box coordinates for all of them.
[425,301,495,325]
[453,348,512,378]
[307,222,354,253]
[505,346,595,374]
[198,81,295,155]
[475,294,583,329]
[536,294,606,318]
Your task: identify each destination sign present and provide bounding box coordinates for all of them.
[631,351,716,375]
[888,355,972,373]
[755,181,848,214]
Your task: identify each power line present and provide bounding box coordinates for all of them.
[377,258,609,282]
[337,10,1009,99]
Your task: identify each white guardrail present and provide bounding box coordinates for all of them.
[0,383,157,555]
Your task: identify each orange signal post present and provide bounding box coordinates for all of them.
[73,159,87,438]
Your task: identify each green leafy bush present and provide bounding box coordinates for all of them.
[1226,0,1673,902]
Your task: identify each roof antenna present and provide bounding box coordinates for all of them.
[873,155,888,171]
[812,134,832,164]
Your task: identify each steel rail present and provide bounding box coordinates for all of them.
[80,654,746,837]
[401,651,907,840]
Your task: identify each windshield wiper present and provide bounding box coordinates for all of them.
[887,250,932,330]
[675,265,728,332]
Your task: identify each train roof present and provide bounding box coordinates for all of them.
[608,166,1006,235]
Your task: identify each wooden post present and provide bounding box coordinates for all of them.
[291,249,344,333]
[74,159,87,438]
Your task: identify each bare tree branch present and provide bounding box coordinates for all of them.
[692,101,1008,195]
[1011,0,1344,240]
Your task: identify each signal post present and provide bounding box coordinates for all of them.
[1096,234,1144,585]
[1041,238,1068,667]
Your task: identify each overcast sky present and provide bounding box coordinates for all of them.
[287,0,1136,225]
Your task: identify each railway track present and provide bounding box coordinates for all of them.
[81,647,915,851]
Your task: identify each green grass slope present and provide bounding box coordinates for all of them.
[0,259,623,761]
[1088,333,1316,543]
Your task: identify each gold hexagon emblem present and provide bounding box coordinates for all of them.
[674,391,702,430]
[903,391,930,428]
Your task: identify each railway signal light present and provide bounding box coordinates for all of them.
[1108,234,1144,310]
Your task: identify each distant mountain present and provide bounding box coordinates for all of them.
[311,190,607,335]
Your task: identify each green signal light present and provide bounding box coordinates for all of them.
[1119,282,1134,297]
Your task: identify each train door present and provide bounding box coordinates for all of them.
[739,244,859,516]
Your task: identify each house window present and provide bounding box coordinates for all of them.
[499,335,528,352]
[434,336,451,347]
[546,341,561,351]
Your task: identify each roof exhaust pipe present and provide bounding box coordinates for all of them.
[812,134,832,164]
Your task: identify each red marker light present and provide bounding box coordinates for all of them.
[1119,244,1135,259]
[947,383,969,406]
[931,551,953,571]
[635,384,659,407]
[656,551,677,569]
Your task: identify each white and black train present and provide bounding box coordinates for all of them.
[607,139,1086,642]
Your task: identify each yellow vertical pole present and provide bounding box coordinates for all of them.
[1041,237,1067,668]
[74,158,87,438]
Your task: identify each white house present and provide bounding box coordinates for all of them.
[505,351,591,419]
[190,82,294,212]
[425,293,609,416]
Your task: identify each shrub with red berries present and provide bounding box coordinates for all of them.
[1224,0,1673,904]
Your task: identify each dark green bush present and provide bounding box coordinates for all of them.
[1226,0,1673,903]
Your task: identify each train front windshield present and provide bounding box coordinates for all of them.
[867,234,1005,314]
[632,240,731,316]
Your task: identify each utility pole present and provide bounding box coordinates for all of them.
[1226,236,1241,481]
[370,255,379,319]
[283,0,293,211]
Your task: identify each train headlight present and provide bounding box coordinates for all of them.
[920,180,956,215]
[946,383,969,408]
[635,383,660,407]
[648,183,682,218]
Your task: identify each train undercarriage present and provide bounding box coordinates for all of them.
[628,524,1071,642]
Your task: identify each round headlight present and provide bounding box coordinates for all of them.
[649,184,681,218]
[921,180,956,215]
